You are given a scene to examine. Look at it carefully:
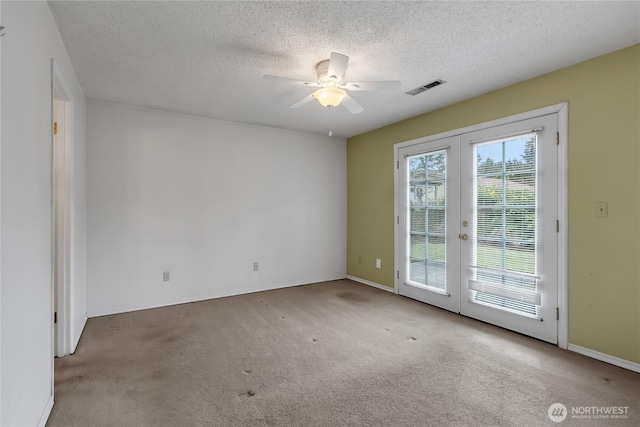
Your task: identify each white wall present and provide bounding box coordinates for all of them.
[87,101,346,316]
[0,2,86,426]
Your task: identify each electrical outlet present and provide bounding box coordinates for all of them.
[595,202,608,218]
[163,271,170,282]
[253,262,259,272]
[375,258,382,269]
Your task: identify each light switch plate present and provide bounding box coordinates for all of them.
[595,202,608,218]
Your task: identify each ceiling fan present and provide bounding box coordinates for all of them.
[263,52,401,114]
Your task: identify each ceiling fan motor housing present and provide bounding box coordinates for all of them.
[316,59,344,86]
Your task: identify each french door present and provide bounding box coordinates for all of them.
[398,114,559,344]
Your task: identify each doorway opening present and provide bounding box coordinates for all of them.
[53,70,72,358]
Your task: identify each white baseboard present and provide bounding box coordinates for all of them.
[346,279,639,373]
[71,313,88,353]
[37,395,54,427]
[88,277,347,318]
[346,275,395,293]
[568,343,640,373]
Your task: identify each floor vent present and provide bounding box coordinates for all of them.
[405,79,446,96]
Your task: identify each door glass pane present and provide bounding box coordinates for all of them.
[472,134,539,316]
[407,151,446,290]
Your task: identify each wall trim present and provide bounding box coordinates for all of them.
[88,277,346,318]
[37,395,54,427]
[556,103,569,350]
[346,275,395,293]
[568,343,640,373]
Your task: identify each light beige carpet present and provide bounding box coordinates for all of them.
[47,280,639,426]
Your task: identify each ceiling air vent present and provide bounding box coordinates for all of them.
[405,79,446,96]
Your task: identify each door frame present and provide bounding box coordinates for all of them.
[51,60,73,358]
[394,102,568,349]
[0,4,3,422]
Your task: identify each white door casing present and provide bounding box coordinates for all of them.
[52,65,72,358]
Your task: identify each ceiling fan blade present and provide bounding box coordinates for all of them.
[263,75,320,87]
[341,94,364,114]
[288,93,316,109]
[344,81,401,91]
[327,52,349,81]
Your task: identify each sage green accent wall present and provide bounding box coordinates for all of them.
[347,44,639,363]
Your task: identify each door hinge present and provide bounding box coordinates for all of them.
[54,311,58,324]
[556,307,559,321]
[396,160,399,169]
[397,215,399,225]
[397,271,399,279]
[556,220,559,233]
[53,122,58,135]
[0,26,6,37]
[556,132,559,145]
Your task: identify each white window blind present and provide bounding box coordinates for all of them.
[469,132,541,317]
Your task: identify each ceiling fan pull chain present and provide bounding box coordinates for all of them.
[328,106,333,136]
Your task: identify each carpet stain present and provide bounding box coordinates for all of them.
[312,338,318,342]
[384,328,390,332]
[336,291,370,303]
[239,390,256,397]
[603,377,610,383]
[141,329,167,342]
[162,334,179,344]
[144,369,168,382]
[407,336,417,341]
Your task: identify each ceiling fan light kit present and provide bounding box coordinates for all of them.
[313,87,346,108]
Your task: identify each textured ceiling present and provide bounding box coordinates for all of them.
[48,1,640,138]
